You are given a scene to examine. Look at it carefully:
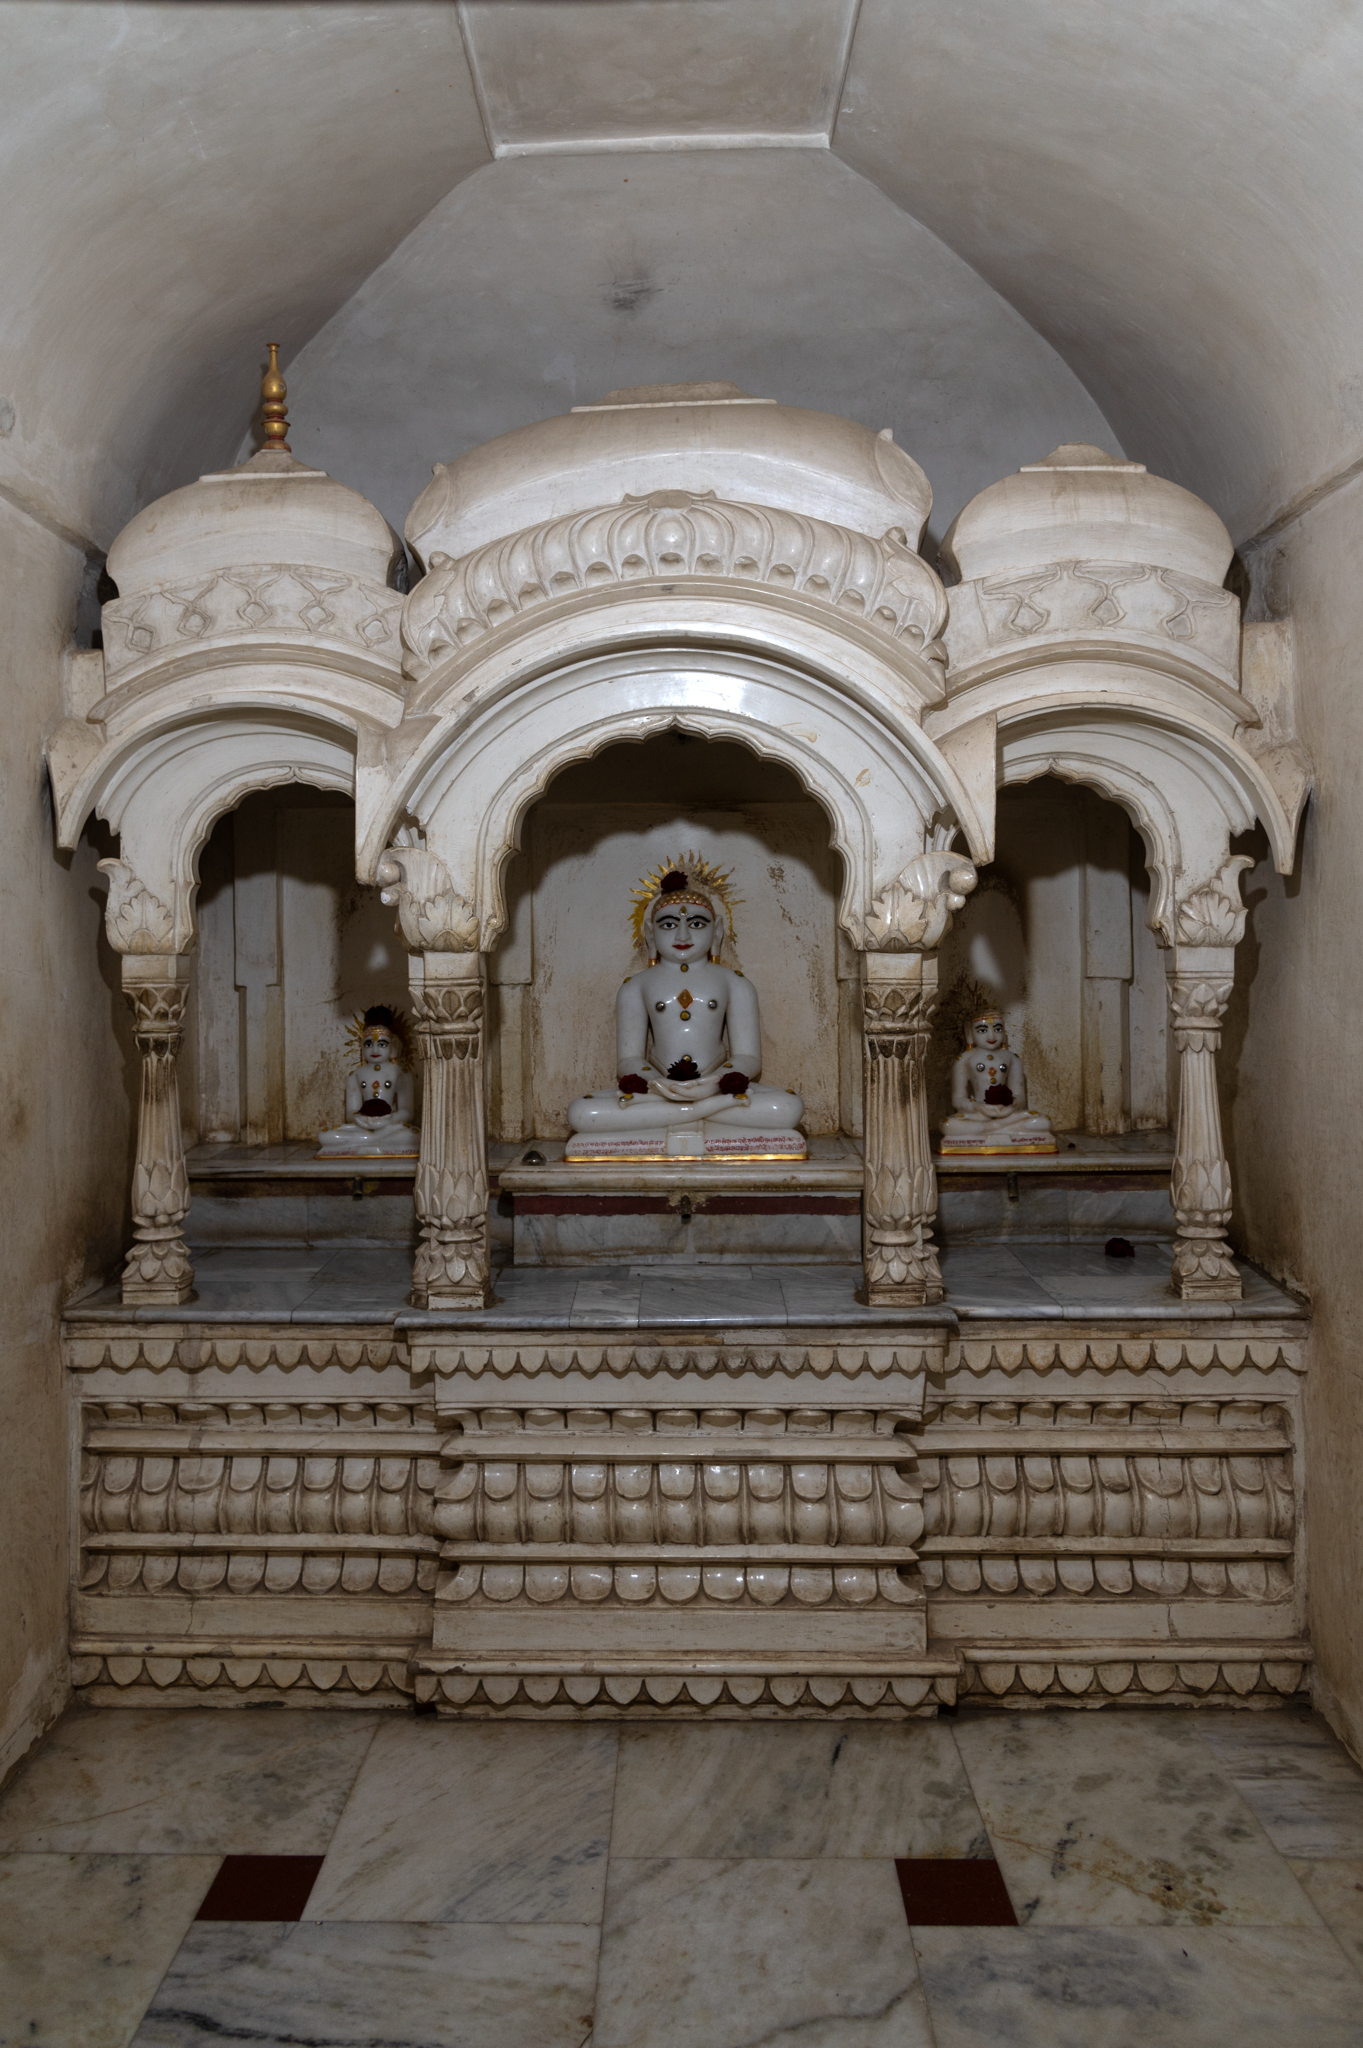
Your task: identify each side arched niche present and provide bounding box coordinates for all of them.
[930,776,1171,1141]
[189,786,412,1154]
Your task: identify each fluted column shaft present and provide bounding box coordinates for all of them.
[121,956,194,1306]
[861,950,942,1307]
[1169,944,1240,1301]
[410,951,491,1310]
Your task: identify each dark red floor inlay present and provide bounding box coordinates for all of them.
[894,1857,1018,1926]
[196,1854,326,1921]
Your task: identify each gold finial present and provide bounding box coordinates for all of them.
[260,342,290,453]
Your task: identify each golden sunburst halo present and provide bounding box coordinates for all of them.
[344,1008,410,1066]
[629,850,743,963]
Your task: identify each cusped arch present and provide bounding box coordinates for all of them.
[88,707,357,952]
[998,703,1289,940]
[365,647,988,948]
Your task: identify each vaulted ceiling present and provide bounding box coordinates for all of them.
[1,1,1355,555]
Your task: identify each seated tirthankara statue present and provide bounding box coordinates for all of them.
[316,1005,420,1158]
[940,1008,1056,1156]
[566,857,806,1160]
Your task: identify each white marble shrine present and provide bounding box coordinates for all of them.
[49,370,1315,1720]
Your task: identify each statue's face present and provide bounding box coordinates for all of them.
[362,1029,393,1066]
[652,902,716,963]
[972,1016,1006,1051]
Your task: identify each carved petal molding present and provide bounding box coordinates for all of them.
[402,490,949,679]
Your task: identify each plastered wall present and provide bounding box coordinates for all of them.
[1232,481,1363,1761]
[0,498,132,1779]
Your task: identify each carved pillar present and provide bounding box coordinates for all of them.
[852,852,977,1309]
[862,950,943,1306]
[120,956,195,1306]
[377,843,491,1309]
[1168,945,1239,1300]
[1166,859,1253,1302]
[410,951,492,1310]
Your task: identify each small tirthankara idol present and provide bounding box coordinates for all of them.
[316,1006,420,1158]
[939,1008,1057,1156]
[566,855,806,1160]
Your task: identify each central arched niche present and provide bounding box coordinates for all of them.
[487,730,851,1145]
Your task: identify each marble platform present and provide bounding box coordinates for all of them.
[67,1240,1300,1327]
[63,1240,1311,1723]
[2,1703,1360,2045]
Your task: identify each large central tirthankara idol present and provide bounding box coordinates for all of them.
[52,365,1317,1719]
[567,857,806,1161]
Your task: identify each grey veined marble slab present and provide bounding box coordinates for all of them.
[594,1858,933,2048]
[953,1711,1321,1927]
[913,1925,1363,2048]
[611,1722,989,1859]
[1287,1858,1363,1970]
[0,1852,218,2048]
[0,1708,379,1855]
[307,1720,618,1924]
[131,1921,600,2048]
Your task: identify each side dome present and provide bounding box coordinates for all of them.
[405,383,933,566]
[940,443,1234,586]
[107,447,402,594]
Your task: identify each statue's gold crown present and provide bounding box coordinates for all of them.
[630,850,742,962]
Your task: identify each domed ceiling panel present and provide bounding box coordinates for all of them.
[280,147,1117,548]
[836,0,1363,541]
[462,0,858,151]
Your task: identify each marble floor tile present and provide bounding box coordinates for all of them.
[307,1720,618,1923]
[953,1711,1319,1925]
[778,1265,901,1322]
[937,1245,1061,1311]
[180,1278,320,1315]
[913,1924,1363,2047]
[0,1708,379,1854]
[1197,1709,1362,1782]
[637,1267,788,1325]
[0,1852,218,2048]
[611,1723,989,1858]
[1007,1242,1183,1309]
[1228,1776,1363,1858]
[190,1247,329,1276]
[594,1858,933,2048]
[130,1920,600,2048]
[570,1271,644,1325]
[1287,1858,1363,1968]
[310,1248,416,1284]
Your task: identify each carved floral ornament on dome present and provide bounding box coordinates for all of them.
[942,559,1242,686]
[401,490,948,681]
[99,568,404,683]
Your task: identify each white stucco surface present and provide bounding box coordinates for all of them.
[279,148,1117,548]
